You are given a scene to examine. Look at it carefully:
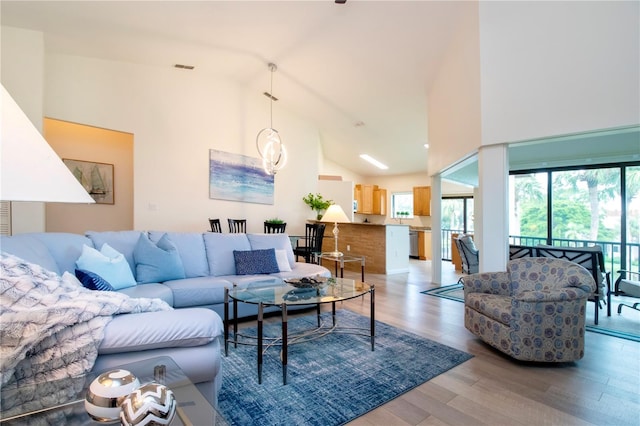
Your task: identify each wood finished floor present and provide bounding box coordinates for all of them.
[306,260,640,426]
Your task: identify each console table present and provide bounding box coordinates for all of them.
[0,356,227,425]
[316,252,365,281]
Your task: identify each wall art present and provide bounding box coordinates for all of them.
[209,149,274,205]
[63,158,114,204]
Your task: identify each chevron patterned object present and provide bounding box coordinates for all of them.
[119,382,176,426]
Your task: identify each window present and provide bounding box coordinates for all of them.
[391,192,413,218]
[509,163,639,273]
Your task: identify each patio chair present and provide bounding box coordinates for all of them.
[613,270,640,314]
[455,234,479,274]
[536,244,611,324]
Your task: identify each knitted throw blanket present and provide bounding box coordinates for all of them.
[0,253,172,392]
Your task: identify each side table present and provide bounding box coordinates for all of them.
[0,356,227,425]
[317,253,365,281]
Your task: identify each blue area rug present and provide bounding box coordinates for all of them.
[420,283,464,301]
[422,283,640,342]
[218,309,472,426]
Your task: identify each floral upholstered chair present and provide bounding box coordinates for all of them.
[462,257,596,362]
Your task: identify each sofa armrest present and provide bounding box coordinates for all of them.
[99,308,223,354]
[462,271,511,297]
[514,287,590,303]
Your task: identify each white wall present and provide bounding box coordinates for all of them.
[427,2,481,176]
[39,53,328,235]
[321,159,363,184]
[474,1,639,273]
[1,27,47,234]
[479,1,640,145]
[317,180,354,222]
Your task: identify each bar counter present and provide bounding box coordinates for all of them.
[317,222,409,275]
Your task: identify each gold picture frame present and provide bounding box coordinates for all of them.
[63,158,114,204]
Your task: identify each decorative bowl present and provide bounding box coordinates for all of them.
[85,369,140,423]
[284,276,328,289]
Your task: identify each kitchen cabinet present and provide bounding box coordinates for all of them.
[354,184,386,215]
[354,185,362,213]
[418,231,432,260]
[373,187,386,215]
[413,186,431,216]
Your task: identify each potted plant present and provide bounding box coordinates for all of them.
[265,217,284,224]
[264,217,287,233]
[302,193,333,220]
[396,211,409,224]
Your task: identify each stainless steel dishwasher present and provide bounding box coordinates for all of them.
[409,230,419,258]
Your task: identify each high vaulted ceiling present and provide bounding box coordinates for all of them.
[3,1,638,181]
[1,0,472,177]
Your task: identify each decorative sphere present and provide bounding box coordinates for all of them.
[119,382,176,426]
[85,369,140,423]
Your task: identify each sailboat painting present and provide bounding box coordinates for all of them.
[209,149,274,205]
[63,159,114,204]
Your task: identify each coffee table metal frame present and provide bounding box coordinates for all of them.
[224,277,374,385]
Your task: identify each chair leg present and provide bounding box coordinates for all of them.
[618,302,640,314]
[594,297,598,325]
[606,278,612,317]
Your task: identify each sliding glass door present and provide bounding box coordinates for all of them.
[510,163,639,273]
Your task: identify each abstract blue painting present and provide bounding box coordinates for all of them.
[209,149,274,205]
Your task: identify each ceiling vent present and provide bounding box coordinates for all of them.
[263,92,279,101]
[174,64,195,70]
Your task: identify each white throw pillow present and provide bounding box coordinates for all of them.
[275,249,292,272]
[76,244,137,290]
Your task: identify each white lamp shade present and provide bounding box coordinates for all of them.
[320,204,350,223]
[1,85,95,203]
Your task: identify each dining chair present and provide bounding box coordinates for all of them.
[209,218,222,233]
[293,223,326,263]
[228,219,247,233]
[264,222,287,233]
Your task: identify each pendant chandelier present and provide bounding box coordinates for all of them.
[256,63,287,175]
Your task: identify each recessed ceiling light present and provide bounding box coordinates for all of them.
[424,144,429,149]
[360,154,388,170]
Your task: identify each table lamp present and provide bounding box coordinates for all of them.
[321,204,350,257]
[1,84,94,204]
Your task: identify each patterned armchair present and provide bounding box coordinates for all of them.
[462,257,596,362]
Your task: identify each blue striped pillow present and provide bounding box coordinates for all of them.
[75,269,115,291]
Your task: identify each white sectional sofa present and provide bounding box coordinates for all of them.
[0,230,330,406]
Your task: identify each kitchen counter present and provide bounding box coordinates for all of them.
[317,222,409,275]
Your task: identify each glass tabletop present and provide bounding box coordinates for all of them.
[0,356,227,425]
[316,253,364,263]
[228,277,371,306]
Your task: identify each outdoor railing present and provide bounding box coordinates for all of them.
[440,228,639,276]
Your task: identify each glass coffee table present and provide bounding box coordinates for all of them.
[0,356,227,425]
[224,277,374,385]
